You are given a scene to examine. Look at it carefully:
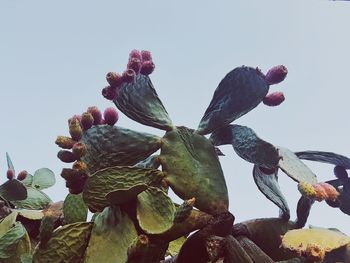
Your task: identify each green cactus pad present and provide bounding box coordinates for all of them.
[136,187,176,234]
[14,209,44,220]
[296,196,315,228]
[113,74,173,131]
[33,222,92,263]
[160,126,228,215]
[13,187,52,210]
[278,147,317,184]
[197,66,269,135]
[106,183,148,205]
[63,193,88,224]
[0,212,18,238]
[81,125,162,174]
[84,206,137,263]
[20,174,33,187]
[32,168,56,190]
[39,215,56,248]
[253,165,290,220]
[211,124,279,168]
[83,166,164,212]
[0,180,27,201]
[167,236,187,256]
[295,151,350,169]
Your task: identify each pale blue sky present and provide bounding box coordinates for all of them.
[1,0,350,233]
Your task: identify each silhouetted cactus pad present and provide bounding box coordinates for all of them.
[211,125,279,168]
[114,74,173,131]
[197,66,269,135]
[278,147,317,184]
[13,187,52,210]
[136,187,176,234]
[63,194,88,224]
[33,222,92,263]
[0,180,27,201]
[160,126,228,215]
[32,168,56,190]
[83,166,164,212]
[81,125,162,174]
[84,206,137,263]
[253,165,290,220]
[295,151,350,169]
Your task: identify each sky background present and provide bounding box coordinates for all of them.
[1,0,350,233]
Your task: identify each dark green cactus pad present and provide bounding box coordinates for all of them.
[63,193,88,224]
[295,151,350,169]
[167,236,187,257]
[0,212,18,238]
[173,199,194,223]
[83,166,164,212]
[296,196,314,228]
[39,215,56,248]
[253,165,290,220]
[5,152,14,171]
[211,124,279,168]
[134,155,161,169]
[81,125,162,174]
[136,187,176,234]
[13,187,52,210]
[33,222,92,263]
[32,168,55,190]
[0,180,27,201]
[84,206,137,263]
[197,66,269,135]
[106,183,148,205]
[114,74,173,131]
[278,147,317,184]
[160,126,228,215]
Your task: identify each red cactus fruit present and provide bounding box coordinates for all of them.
[72,142,87,158]
[265,65,288,85]
[81,112,94,131]
[57,150,77,163]
[141,50,152,62]
[122,69,136,83]
[103,107,119,126]
[129,49,142,60]
[106,72,123,87]
[68,115,82,125]
[69,118,83,141]
[55,136,76,149]
[17,170,28,181]
[87,106,102,125]
[312,184,328,202]
[140,61,155,75]
[127,57,142,74]
[72,161,88,172]
[263,91,285,106]
[102,86,118,101]
[318,182,339,201]
[6,169,15,180]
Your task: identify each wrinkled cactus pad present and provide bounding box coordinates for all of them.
[13,187,52,210]
[160,126,228,215]
[63,193,88,224]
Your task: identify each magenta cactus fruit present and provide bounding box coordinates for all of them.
[318,182,339,201]
[72,142,87,158]
[122,68,136,83]
[87,106,102,125]
[263,91,285,106]
[6,169,15,180]
[140,60,155,75]
[57,150,77,163]
[102,86,118,101]
[127,57,142,74]
[80,112,94,131]
[140,50,152,62]
[103,107,119,126]
[55,136,76,149]
[265,65,288,85]
[106,72,123,87]
[17,170,28,181]
[129,49,142,60]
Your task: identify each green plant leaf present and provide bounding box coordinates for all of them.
[5,152,14,172]
[114,74,173,131]
[13,187,52,210]
[295,151,350,169]
[32,168,55,190]
[63,193,88,224]
[0,180,27,201]
[0,222,29,259]
[0,212,18,239]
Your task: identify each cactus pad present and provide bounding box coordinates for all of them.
[63,193,88,224]
[136,187,176,234]
[106,183,148,205]
[13,187,52,210]
[80,125,162,174]
[295,151,350,169]
[32,168,56,190]
[160,126,228,215]
[0,179,27,201]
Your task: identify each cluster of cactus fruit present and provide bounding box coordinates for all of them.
[1,50,350,263]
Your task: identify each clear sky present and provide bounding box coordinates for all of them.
[1,0,350,233]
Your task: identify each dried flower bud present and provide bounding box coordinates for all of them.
[57,150,77,163]
[103,107,119,126]
[140,61,155,75]
[72,142,87,158]
[106,72,123,87]
[122,69,136,83]
[7,169,15,180]
[55,136,76,149]
[127,57,142,74]
[81,112,94,131]
[129,49,142,60]
[318,182,339,201]
[72,161,88,172]
[263,91,285,106]
[17,170,28,181]
[265,65,288,85]
[334,165,348,179]
[69,118,83,141]
[141,50,152,62]
[102,86,118,101]
[298,181,317,199]
[312,184,328,202]
[87,106,102,125]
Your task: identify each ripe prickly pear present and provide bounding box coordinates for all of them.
[127,57,142,74]
[106,72,123,87]
[72,161,88,172]
[103,107,119,126]
[55,136,76,149]
[72,142,87,158]
[122,68,136,83]
[69,118,83,141]
[265,65,288,85]
[129,49,142,60]
[141,50,152,62]
[263,91,285,106]
[57,150,77,163]
[81,112,94,131]
[312,184,328,202]
[6,169,15,180]
[318,182,339,201]
[298,181,317,199]
[17,170,28,181]
[87,106,102,125]
[140,61,155,75]
[102,86,118,101]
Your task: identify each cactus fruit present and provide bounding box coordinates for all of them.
[106,72,123,87]
[81,112,94,131]
[69,118,83,141]
[87,106,102,125]
[57,150,77,163]
[140,60,155,75]
[298,182,339,202]
[17,170,28,181]
[55,136,76,149]
[263,91,285,106]
[127,57,142,74]
[72,142,87,158]
[122,68,136,83]
[140,50,152,61]
[102,85,118,101]
[317,182,339,201]
[6,169,15,180]
[298,181,317,199]
[265,65,288,85]
[103,107,119,126]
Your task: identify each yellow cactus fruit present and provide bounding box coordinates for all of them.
[297,181,316,199]
[69,118,83,141]
[55,136,76,149]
